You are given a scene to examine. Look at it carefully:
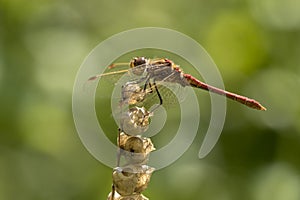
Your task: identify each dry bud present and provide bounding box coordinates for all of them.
[112,165,154,196]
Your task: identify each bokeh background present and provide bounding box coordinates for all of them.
[1,0,300,199]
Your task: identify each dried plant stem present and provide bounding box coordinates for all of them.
[107,83,156,200]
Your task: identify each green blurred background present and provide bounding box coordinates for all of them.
[1,0,300,199]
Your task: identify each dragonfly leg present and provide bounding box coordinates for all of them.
[110,184,115,200]
[143,76,151,91]
[148,81,163,112]
[142,77,162,105]
[153,81,163,105]
[147,82,154,93]
[142,76,155,93]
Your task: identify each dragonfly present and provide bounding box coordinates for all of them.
[89,57,266,111]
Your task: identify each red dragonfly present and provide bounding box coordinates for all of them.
[89,57,266,111]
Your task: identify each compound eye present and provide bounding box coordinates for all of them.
[134,57,146,66]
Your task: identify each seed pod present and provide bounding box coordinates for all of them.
[121,107,153,135]
[112,165,155,196]
[118,131,155,164]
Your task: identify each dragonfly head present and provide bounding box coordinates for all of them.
[130,57,147,68]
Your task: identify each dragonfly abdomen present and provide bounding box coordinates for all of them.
[183,74,266,110]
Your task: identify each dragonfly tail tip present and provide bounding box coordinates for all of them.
[261,106,267,111]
